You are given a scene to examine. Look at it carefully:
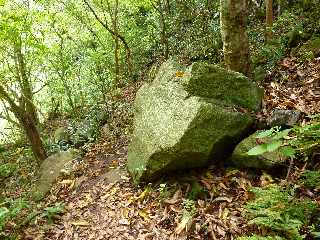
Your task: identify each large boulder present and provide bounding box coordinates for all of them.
[230,132,287,169]
[127,60,262,183]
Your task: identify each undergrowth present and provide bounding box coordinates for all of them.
[240,184,318,240]
[247,117,320,162]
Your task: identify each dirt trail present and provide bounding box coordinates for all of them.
[24,135,254,240]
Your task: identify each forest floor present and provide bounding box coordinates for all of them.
[21,57,320,240]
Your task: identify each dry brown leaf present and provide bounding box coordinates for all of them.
[164,189,181,204]
[70,220,90,226]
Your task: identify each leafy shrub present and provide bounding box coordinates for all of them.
[41,202,65,224]
[0,198,30,232]
[250,11,301,73]
[0,163,17,178]
[246,127,295,158]
[187,180,206,200]
[300,170,320,189]
[244,184,317,239]
[247,118,320,161]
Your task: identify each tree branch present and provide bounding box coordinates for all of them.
[82,0,130,50]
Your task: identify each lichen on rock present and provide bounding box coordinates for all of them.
[127,60,262,184]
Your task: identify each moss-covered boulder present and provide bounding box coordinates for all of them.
[231,132,287,169]
[127,60,262,184]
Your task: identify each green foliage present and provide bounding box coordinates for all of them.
[0,197,66,236]
[300,170,320,189]
[249,11,297,73]
[187,181,206,200]
[244,184,317,239]
[289,118,320,157]
[247,127,295,158]
[41,202,65,224]
[238,235,284,240]
[0,163,17,178]
[247,118,320,161]
[0,198,30,232]
[181,199,196,218]
[158,183,170,199]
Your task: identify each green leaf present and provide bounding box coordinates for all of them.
[311,232,320,238]
[273,129,291,140]
[247,141,282,156]
[255,129,274,138]
[0,207,9,220]
[280,146,296,157]
[247,144,268,155]
[266,140,282,152]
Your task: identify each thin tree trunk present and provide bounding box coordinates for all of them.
[107,0,121,85]
[83,0,133,78]
[207,0,213,11]
[0,85,47,161]
[266,0,273,42]
[152,0,169,59]
[57,33,76,111]
[18,112,47,162]
[14,40,38,125]
[220,0,251,76]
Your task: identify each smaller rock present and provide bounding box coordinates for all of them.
[53,126,70,144]
[101,167,127,184]
[70,105,111,147]
[268,109,301,127]
[33,150,79,200]
[230,132,287,169]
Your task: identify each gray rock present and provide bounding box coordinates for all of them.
[70,105,111,147]
[231,132,287,169]
[33,150,79,200]
[53,126,70,144]
[101,167,127,184]
[269,109,301,127]
[292,36,320,59]
[127,60,263,184]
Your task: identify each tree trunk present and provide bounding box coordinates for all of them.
[14,40,39,125]
[18,112,47,162]
[0,85,47,161]
[111,0,121,85]
[152,0,169,59]
[266,0,273,42]
[220,0,250,76]
[56,32,76,112]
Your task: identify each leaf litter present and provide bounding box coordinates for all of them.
[263,57,320,116]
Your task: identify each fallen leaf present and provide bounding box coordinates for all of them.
[164,189,181,204]
[175,214,193,234]
[138,210,150,222]
[213,196,233,203]
[71,220,90,226]
[175,71,185,77]
[118,219,130,225]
